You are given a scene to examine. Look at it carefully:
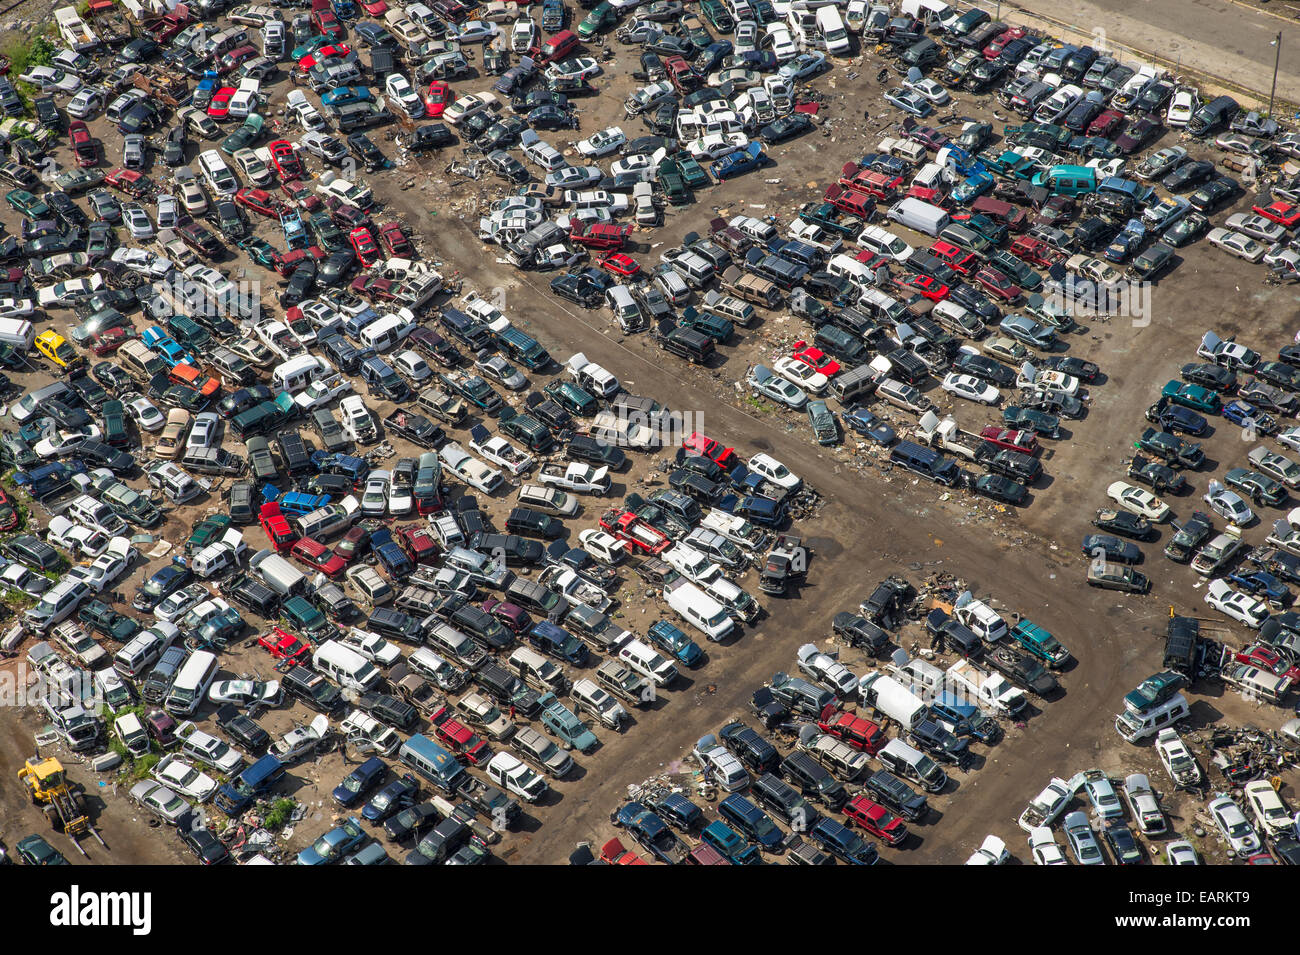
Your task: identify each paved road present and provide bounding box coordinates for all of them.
[981,0,1300,106]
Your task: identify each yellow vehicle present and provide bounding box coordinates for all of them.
[17,755,103,856]
[34,330,84,373]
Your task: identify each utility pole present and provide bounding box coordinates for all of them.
[1269,31,1282,119]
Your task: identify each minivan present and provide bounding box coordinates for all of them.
[877,737,947,793]
[313,639,383,692]
[780,750,848,809]
[214,754,286,815]
[164,649,219,716]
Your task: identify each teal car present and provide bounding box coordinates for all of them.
[6,189,50,219]
[291,35,331,60]
[676,155,711,190]
[538,693,598,753]
[658,158,690,205]
[220,114,264,155]
[701,820,761,864]
[542,380,599,417]
[1160,379,1221,413]
[677,306,733,343]
[322,86,374,108]
[238,235,277,268]
[1009,618,1071,668]
[808,399,839,445]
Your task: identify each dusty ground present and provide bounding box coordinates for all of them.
[3,5,1300,866]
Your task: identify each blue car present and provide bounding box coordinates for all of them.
[951,171,995,203]
[810,816,879,864]
[614,802,690,863]
[527,620,589,666]
[279,490,331,514]
[297,817,367,865]
[647,619,704,667]
[369,527,414,579]
[1147,397,1207,436]
[361,773,419,823]
[333,755,386,807]
[711,142,766,181]
[321,86,373,108]
[844,406,897,445]
[1103,218,1147,263]
[1227,570,1290,608]
[1222,399,1278,436]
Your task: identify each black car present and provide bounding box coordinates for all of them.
[973,473,1029,506]
[472,531,543,567]
[280,263,317,307]
[567,433,626,470]
[215,703,270,753]
[408,123,456,151]
[1092,508,1153,540]
[162,125,187,166]
[384,802,441,842]
[180,827,230,865]
[1188,177,1236,214]
[357,692,419,732]
[1041,355,1099,382]
[831,611,890,655]
[1102,821,1143,864]
[907,717,969,766]
[318,250,356,286]
[1180,361,1236,392]
[1081,533,1141,564]
[987,646,1058,696]
[32,95,61,129]
[1162,159,1215,192]
[718,720,780,774]
[347,133,387,171]
[952,351,1016,387]
[549,272,603,307]
[761,113,813,144]
[527,105,578,130]
[213,200,248,240]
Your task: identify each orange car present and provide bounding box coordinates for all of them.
[169,361,221,398]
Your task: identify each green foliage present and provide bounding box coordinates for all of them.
[263,798,298,831]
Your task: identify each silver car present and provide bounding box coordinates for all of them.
[1063,811,1105,865]
[130,780,191,826]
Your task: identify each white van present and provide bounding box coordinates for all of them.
[114,623,180,680]
[165,649,219,716]
[815,5,850,54]
[313,640,383,693]
[1115,692,1190,743]
[858,671,928,728]
[0,317,34,350]
[826,251,878,292]
[663,577,735,641]
[616,638,679,687]
[191,529,245,578]
[272,354,330,394]
[606,284,643,330]
[886,197,951,236]
[249,549,307,597]
[360,312,415,353]
[877,737,947,792]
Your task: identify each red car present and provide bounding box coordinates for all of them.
[817,710,886,754]
[929,239,978,275]
[290,537,347,578]
[430,706,489,763]
[892,272,949,301]
[312,5,344,39]
[681,431,736,469]
[351,274,398,300]
[105,168,150,197]
[259,501,298,553]
[359,0,388,13]
[68,120,97,167]
[598,251,640,277]
[982,25,1026,58]
[1008,234,1060,268]
[235,187,283,218]
[569,220,631,250]
[973,266,1021,302]
[1087,109,1125,138]
[89,325,136,356]
[0,487,19,531]
[1253,200,1300,228]
[259,627,311,666]
[377,221,413,257]
[298,43,352,71]
[426,80,452,117]
[823,183,876,217]
[600,837,649,865]
[791,344,841,377]
[843,795,909,846]
[1235,645,1300,682]
[207,86,236,119]
[349,227,381,266]
[268,139,306,181]
[398,525,439,565]
[978,426,1040,456]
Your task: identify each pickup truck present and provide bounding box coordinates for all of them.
[539,462,611,494]
[416,386,468,426]
[914,410,981,461]
[1136,427,1204,469]
[599,508,671,555]
[985,645,1059,696]
[382,410,444,448]
[946,658,1027,717]
[468,424,534,476]
[459,772,525,824]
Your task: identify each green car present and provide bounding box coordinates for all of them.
[542,380,599,417]
[6,189,50,219]
[701,0,734,31]
[1224,467,1287,508]
[807,399,839,446]
[239,236,277,268]
[576,1,616,39]
[1160,379,1221,413]
[101,400,129,447]
[658,158,690,205]
[675,155,711,190]
[220,114,264,155]
[677,306,733,343]
[16,834,69,865]
[309,211,347,251]
[186,513,232,554]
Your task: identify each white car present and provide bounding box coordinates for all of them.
[67,87,105,119]
[1279,427,1300,454]
[764,21,798,61]
[152,755,218,802]
[439,442,504,494]
[942,372,1000,405]
[232,148,274,186]
[1027,826,1068,865]
[155,583,208,623]
[1166,87,1198,126]
[964,834,1009,865]
[687,132,748,160]
[1207,227,1265,263]
[385,73,426,119]
[1165,840,1200,864]
[270,714,331,762]
[1204,578,1270,629]
[1017,777,1071,832]
[1122,773,1166,835]
[20,66,81,95]
[0,297,35,318]
[46,516,110,558]
[360,470,390,516]
[1208,795,1260,855]
[315,172,372,209]
[579,528,629,565]
[1155,728,1202,789]
[904,74,950,106]
[747,453,801,491]
[546,56,600,83]
[125,395,166,432]
[1243,779,1291,837]
[285,88,326,131]
[340,628,403,667]
[774,356,830,394]
[1202,479,1255,526]
[176,722,245,774]
[110,246,171,280]
[795,643,859,697]
[68,537,135,593]
[1106,481,1171,521]
[576,126,626,158]
[293,373,352,411]
[227,78,260,119]
[510,16,538,53]
[208,679,282,707]
[34,426,102,459]
[443,91,497,126]
[387,477,414,516]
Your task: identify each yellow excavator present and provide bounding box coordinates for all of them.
[17,756,104,857]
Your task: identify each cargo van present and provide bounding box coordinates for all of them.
[859,671,929,728]
[360,311,415,352]
[164,649,219,716]
[877,737,947,792]
[249,549,307,597]
[0,317,34,350]
[663,577,734,642]
[399,733,467,793]
[272,355,329,394]
[825,251,877,291]
[889,439,959,485]
[887,197,951,236]
[312,639,383,693]
[815,5,850,54]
